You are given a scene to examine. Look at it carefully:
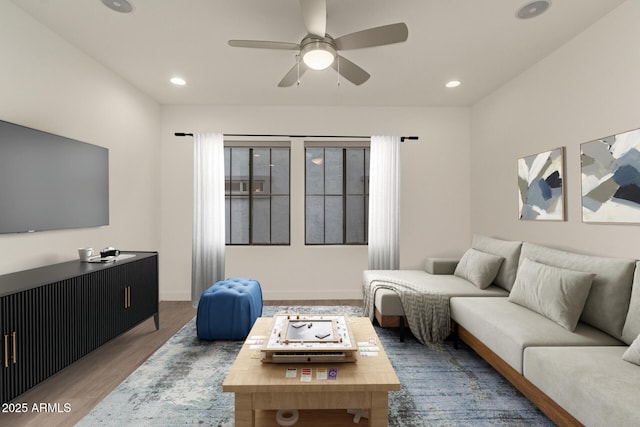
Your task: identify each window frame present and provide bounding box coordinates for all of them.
[304,143,370,246]
[225,144,291,246]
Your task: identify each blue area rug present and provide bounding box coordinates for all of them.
[77,306,553,426]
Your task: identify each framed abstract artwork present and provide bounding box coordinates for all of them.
[581,128,640,223]
[517,147,565,221]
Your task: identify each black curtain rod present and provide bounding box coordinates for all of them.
[174,132,418,142]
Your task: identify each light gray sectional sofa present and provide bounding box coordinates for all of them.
[362,235,640,427]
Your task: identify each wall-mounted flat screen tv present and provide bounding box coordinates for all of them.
[0,119,109,234]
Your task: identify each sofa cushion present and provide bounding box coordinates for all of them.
[520,242,636,339]
[622,334,640,366]
[508,258,594,331]
[374,288,405,316]
[524,346,640,427]
[450,297,623,374]
[622,261,640,345]
[471,235,522,291]
[454,248,504,289]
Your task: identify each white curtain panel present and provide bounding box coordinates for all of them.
[192,132,225,307]
[368,135,401,270]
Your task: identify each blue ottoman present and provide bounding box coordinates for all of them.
[196,278,263,340]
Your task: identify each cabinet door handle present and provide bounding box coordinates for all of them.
[11,332,16,364]
[3,334,7,368]
[124,286,131,308]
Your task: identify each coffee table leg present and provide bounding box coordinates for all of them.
[234,393,255,427]
[369,391,389,427]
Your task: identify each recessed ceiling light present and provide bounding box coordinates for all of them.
[445,80,461,88]
[101,0,134,14]
[170,77,187,86]
[516,0,551,20]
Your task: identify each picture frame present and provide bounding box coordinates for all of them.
[581,128,640,223]
[517,147,565,221]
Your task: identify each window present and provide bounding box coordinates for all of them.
[225,147,290,245]
[305,146,370,245]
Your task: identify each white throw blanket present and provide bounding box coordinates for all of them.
[363,273,451,346]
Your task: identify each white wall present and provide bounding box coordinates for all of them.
[0,2,161,275]
[160,105,470,300]
[470,0,640,259]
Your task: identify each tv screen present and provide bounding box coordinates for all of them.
[0,119,109,234]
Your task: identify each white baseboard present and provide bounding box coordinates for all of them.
[160,291,191,301]
[160,290,363,302]
[262,290,363,301]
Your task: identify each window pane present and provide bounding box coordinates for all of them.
[325,148,343,195]
[252,196,270,244]
[306,148,324,195]
[271,196,289,244]
[225,197,231,244]
[346,149,366,194]
[365,194,369,242]
[271,148,289,194]
[252,148,270,194]
[365,148,370,194]
[346,195,366,243]
[231,148,249,194]
[306,196,324,244]
[325,196,343,244]
[224,148,231,195]
[230,197,249,244]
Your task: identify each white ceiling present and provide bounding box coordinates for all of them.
[11,0,626,107]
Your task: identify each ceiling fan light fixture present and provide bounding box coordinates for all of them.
[301,41,336,70]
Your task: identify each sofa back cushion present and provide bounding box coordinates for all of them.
[520,242,635,339]
[622,261,640,345]
[471,234,522,291]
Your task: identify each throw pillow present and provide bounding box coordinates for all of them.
[508,258,595,331]
[453,248,504,289]
[471,235,522,291]
[622,334,640,366]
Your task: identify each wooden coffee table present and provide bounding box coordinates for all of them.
[223,317,401,427]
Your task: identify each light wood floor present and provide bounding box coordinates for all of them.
[1,299,363,427]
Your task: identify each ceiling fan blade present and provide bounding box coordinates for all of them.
[278,61,309,87]
[334,23,408,50]
[331,55,370,86]
[228,40,300,50]
[299,0,326,37]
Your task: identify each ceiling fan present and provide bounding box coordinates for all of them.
[228,0,408,87]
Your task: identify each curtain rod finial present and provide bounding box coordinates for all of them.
[400,136,418,142]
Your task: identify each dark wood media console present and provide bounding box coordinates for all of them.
[0,251,158,404]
